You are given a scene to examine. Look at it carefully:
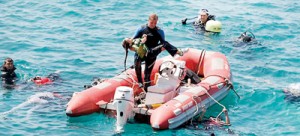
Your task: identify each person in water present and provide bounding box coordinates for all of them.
[237,31,255,43]
[182,9,216,32]
[233,31,257,47]
[197,108,231,131]
[31,73,60,85]
[129,13,183,92]
[1,58,17,85]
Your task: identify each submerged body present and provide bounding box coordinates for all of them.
[31,73,60,85]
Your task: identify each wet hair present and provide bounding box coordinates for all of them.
[4,57,14,65]
[243,36,252,42]
[239,31,255,43]
[33,76,42,80]
[149,13,158,20]
[199,9,209,15]
[122,39,130,49]
[122,39,131,71]
[48,73,60,81]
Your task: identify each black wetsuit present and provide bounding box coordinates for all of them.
[1,66,17,84]
[191,15,215,32]
[133,24,179,92]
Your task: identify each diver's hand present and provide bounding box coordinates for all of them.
[178,49,184,56]
[141,34,147,43]
[181,18,187,25]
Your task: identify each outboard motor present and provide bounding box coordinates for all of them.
[112,86,134,132]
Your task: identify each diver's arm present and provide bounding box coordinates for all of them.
[182,17,197,25]
[1,67,7,79]
[157,29,165,43]
[132,26,144,39]
[1,72,6,79]
[157,28,166,51]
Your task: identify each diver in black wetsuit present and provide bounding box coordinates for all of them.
[233,31,258,47]
[1,58,17,85]
[132,13,183,92]
[182,9,216,32]
[238,31,256,43]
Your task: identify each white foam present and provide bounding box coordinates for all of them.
[0,92,55,117]
[285,83,300,97]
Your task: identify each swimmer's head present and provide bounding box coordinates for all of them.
[239,31,255,43]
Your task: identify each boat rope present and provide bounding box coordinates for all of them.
[203,88,228,122]
[204,86,225,109]
[189,96,199,125]
[196,49,206,75]
[190,95,203,124]
[190,95,210,125]
[192,96,199,116]
[225,79,240,99]
[200,76,235,123]
[113,71,147,96]
[202,74,240,99]
[116,65,153,93]
[114,71,138,87]
[201,80,227,120]
[125,71,139,88]
[197,103,207,122]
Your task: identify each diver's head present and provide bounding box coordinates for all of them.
[148,13,158,29]
[239,31,255,43]
[242,36,252,42]
[3,57,14,70]
[33,76,42,81]
[198,9,209,24]
[48,73,59,81]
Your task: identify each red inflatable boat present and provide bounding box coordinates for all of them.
[66,48,233,130]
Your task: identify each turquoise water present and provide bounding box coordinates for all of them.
[1,0,300,135]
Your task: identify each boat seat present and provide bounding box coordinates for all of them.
[148,78,177,93]
[145,59,186,105]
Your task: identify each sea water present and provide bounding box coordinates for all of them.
[1,0,300,135]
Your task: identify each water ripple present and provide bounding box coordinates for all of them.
[1,0,300,135]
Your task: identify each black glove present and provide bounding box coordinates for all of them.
[181,18,187,25]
